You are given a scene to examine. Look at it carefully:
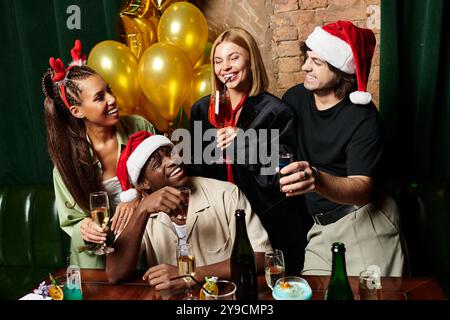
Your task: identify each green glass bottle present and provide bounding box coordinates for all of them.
[230,209,259,300]
[324,242,354,300]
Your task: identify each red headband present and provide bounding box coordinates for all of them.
[48,40,86,109]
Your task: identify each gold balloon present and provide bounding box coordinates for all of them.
[138,41,193,122]
[119,14,157,58]
[87,40,140,113]
[120,0,156,18]
[185,64,212,117]
[158,2,208,65]
[194,41,212,69]
[149,15,159,33]
[135,94,170,133]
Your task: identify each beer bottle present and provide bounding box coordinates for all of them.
[324,242,354,300]
[230,209,258,300]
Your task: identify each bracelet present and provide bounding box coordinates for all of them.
[311,166,320,186]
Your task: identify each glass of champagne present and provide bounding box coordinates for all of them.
[177,243,197,300]
[174,187,191,220]
[264,249,285,290]
[89,191,114,255]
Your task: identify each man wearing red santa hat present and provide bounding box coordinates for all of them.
[281,21,405,276]
[105,130,272,289]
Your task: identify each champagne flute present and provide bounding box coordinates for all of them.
[177,243,197,300]
[89,191,114,255]
[264,249,285,289]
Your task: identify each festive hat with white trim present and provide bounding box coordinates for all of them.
[305,20,376,104]
[117,130,173,202]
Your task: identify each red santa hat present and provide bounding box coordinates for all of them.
[305,20,376,104]
[117,130,173,202]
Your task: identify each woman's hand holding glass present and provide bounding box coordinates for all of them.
[88,191,115,255]
[80,217,107,244]
[216,127,238,151]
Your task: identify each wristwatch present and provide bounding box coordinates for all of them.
[311,166,320,186]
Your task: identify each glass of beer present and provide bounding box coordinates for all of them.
[264,249,285,289]
[89,191,114,255]
[177,243,197,300]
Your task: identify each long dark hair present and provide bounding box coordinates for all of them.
[41,65,104,212]
[300,42,357,99]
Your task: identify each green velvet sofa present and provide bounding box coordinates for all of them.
[0,185,69,299]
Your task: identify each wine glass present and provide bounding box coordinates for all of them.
[89,191,114,255]
[174,187,191,220]
[208,86,233,164]
[264,249,285,290]
[177,243,197,300]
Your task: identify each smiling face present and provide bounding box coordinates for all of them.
[301,50,339,96]
[70,74,119,127]
[138,146,188,192]
[213,41,251,93]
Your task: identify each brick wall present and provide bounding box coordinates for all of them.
[193,0,380,105]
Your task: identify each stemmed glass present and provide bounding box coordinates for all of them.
[264,249,285,290]
[89,191,114,255]
[208,79,233,163]
[177,243,197,300]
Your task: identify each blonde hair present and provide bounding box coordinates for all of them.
[210,27,268,97]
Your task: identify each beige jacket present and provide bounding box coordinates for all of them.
[141,176,272,267]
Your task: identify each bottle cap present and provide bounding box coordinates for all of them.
[331,242,346,253]
[235,209,246,217]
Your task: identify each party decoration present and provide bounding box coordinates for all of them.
[136,94,170,133]
[88,41,140,113]
[158,2,208,64]
[138,41,193,123]
[185,64,212,117]
[150,0,180,13]
[120,0,156,18]
[119,14,157,58]
[194,41,212,69]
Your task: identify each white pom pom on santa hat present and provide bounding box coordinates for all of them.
[305,20,376,105]
[119,188,139,203]
[117,131,173,202]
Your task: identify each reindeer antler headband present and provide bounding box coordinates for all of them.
[48,39,87,109]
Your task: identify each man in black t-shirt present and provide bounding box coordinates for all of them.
[281,21,405,276]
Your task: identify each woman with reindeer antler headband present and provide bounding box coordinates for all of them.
[41,40,155,268]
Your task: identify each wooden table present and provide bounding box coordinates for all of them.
[51,269,446,300]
